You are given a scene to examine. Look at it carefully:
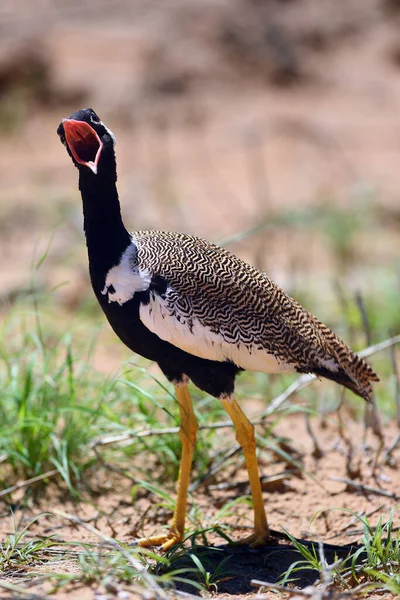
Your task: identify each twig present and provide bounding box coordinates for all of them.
[329,476,400,500]
[260,333,400,419]
[92,447,138,483]
[0,580,50,599]
[208,471,290,492]
[363,400,383,446]
[189,445,242,492]
[354,292,384,445]
[368,434,384,479]
[0,469,59,498]
[339,505,383,533]
[91,335,400,450]
[355,291,372,347]
[305,412,324,459]
[91,427,182,448]
[251,579,360,599]
[328,506,388,539]
[390,343,400,428]
[87,407,296,451]
[256,334,399,422]
[252,533,374,598]
[337,400,361,479]
[329,525,400,539]
[383,432,400,463]
[52,509,166,597]
[259,373,314,419]
[358,334,400,359]
[252,579,313,597]
[252,578,376,599]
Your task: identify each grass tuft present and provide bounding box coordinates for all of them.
[280,508,400,595]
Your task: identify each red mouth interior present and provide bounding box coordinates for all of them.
[63,119,102,167]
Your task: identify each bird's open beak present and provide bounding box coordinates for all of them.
[62,119,103,174]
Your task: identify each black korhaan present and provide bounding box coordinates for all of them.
[58,108,379,550]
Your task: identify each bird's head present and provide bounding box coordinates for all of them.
[57,108,116,175]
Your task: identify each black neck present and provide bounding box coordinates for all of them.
[78,160,131,280]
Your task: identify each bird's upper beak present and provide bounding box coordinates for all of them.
[62,119,103,174]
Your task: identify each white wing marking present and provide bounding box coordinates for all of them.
[102,242,151,306]
[139,290,295,374]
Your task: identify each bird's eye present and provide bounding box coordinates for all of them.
[90,115,101,126]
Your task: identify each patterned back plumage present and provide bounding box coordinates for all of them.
[132,230,378,401]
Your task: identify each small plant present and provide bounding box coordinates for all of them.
[0,513,56,573]
[161,543,235,593]
[350,508,400,585]
[280,509,400,595]
[279,530,347,587]
[188,552,233,592]
[0,308,109,492]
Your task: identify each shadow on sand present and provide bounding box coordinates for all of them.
[158,531,363,595]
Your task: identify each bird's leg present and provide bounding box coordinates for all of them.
[221,395,269,548]
[138,381,198,551]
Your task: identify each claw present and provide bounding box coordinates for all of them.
[235,529,270,549]
[138,531,183,552]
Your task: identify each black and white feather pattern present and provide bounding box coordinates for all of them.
[58,106,379,406]
[102,230,378,398]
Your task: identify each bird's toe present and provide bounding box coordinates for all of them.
[137,530,183,551]
[236,528,270,549]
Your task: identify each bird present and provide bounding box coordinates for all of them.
[57,108,379,551]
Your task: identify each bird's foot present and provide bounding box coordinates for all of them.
[235,528,270,549]
[137,530,183,552]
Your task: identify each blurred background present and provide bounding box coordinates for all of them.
[0,0,399,371]
[1,4,400,590]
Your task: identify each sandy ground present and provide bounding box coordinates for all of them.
[0,415,399,598]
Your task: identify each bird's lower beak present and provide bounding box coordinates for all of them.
[62,119,103,174]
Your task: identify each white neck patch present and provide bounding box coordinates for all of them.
[101,242,151,306]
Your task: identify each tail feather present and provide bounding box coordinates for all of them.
[300,310,380,402]
[311,360,378,402]
[329,345,379,403]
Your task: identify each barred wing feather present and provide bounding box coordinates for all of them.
[133,231,378,400]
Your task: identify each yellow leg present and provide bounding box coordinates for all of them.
[138,381,198,551]
[221,395,269,548]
